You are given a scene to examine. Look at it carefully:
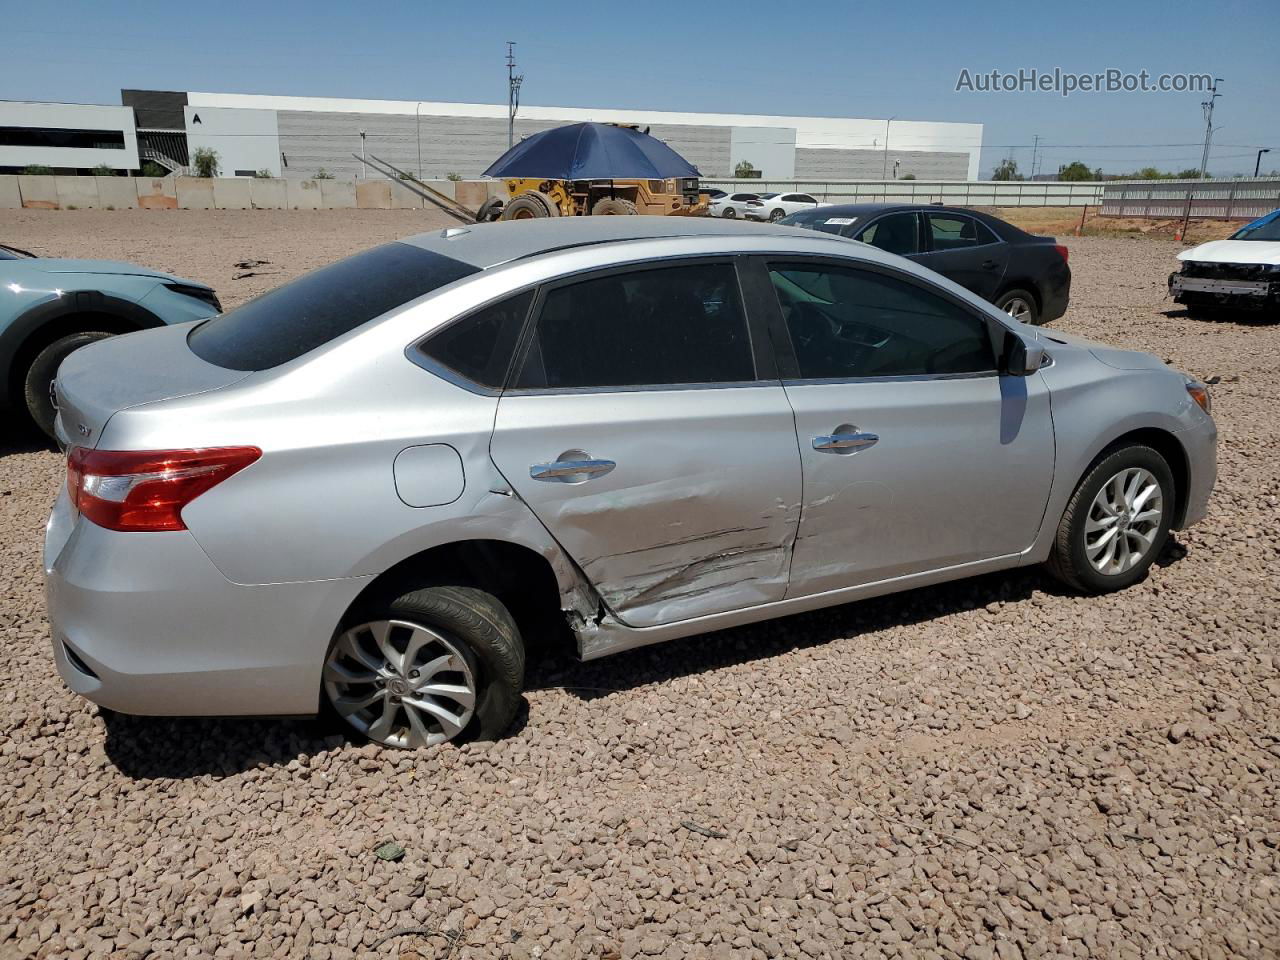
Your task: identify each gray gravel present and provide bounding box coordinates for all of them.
[1,212,1278,959]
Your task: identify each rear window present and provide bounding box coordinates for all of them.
[187,242,479,370]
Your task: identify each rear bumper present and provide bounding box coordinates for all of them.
[1038,265,1071,325]
[44,489,369,716]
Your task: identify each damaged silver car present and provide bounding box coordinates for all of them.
[45,218,1216,748]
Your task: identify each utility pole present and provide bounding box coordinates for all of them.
[506,42,524,150]
[1180,78,1223,241]
[1030,134,1040,179]
[881,116,896,179]
[1256,148,1271,177]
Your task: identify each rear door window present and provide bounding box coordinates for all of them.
[188,242,479,370]
[927,214,998,250]
[513,262,756,390]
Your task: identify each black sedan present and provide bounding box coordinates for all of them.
[779,204,1071,325]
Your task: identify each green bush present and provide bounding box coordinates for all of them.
[140,161,168,178]
[22,165,55,175]
[314,168,335,180]
[254,169,273,178]
[91,163,119,176]
[446,172,463,182]
[191,147,220,178]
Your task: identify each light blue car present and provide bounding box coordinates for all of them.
[0,243,221,438]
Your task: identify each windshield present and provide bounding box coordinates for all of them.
[1229,210,1280,241]
[778,209,857,235]
[188,242,479,371]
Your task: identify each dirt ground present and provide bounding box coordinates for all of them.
[0,210,1277,960]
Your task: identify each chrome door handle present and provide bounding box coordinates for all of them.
[530,459,616,482]
[812,432,879,453]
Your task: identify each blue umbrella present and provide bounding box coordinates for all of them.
[483,122,700,180]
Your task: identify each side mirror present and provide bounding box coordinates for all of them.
[1003,332,1045,377]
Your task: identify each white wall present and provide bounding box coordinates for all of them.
[188,92,983,181]
[0,102,139,171]
[185,106,281,177]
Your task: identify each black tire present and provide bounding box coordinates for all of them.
[590,197,638,216]
[501,191,558,220]
[722,206,737,219]
[324,585,524,748]
[995,288,1039,325]
[1046,444,1175,594]
[476,196,504,222]
[23,330,114,438]
[768,208,786,222]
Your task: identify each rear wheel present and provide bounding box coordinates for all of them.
[1046,445,1174,593]
[476,196,504,222]
[23,330,113,438]
[591,197,638,216]
[769,208,786,222]
[722,206,737,219]
[323,585,524,749]
[996,289,1039,325]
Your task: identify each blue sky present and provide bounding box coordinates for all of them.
[3,0,1277,178]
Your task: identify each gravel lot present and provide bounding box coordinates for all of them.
[1,211,1277,960]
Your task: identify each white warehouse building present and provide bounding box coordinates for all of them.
[3,91,983,182]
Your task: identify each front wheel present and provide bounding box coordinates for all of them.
[996,289,1039,325]
[1046,445,1174,593]
[323,585,524,748]
[23,330,114,438]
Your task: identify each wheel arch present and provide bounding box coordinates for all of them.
[1085,427,1191,529]
[1,293,165,412]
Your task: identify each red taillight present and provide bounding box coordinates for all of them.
[1054,244,1070,264]
[67,446,261,532]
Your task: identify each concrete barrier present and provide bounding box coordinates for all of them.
[288,179,323,210]
[319,179,356,209]
[212,178,253,210]
[0,176,21,210]
[136,178,178,209]
[55,176,104,209]
[97,177,139,210]
[249,178,287,209]
[176,177,215,210]
[454,180,490,211]
[18,175,59,209]
[389,180,426,209]
[356,181,392,209]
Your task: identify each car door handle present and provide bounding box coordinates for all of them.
[981,259,999,270]
[812,432,879,453]
[530,459,616,482]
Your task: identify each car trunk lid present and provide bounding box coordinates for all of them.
[53,323,251,450]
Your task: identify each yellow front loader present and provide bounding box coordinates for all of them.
[481,177,709,221]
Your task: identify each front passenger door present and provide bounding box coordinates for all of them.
[756,257,1054,596]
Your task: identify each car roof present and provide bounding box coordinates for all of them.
[400,217,824,269]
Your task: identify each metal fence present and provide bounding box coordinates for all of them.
[1099,178,1280,220]
[701,179,1105,207]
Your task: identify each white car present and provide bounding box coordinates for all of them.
[745,192,822,223]
[1169,209,1280,316]
[709,192,764,219]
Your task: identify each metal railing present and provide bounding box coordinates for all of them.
[701,179,1105,207]
[1098,178,1280,220]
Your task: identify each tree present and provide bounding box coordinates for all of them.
[446,172,463,182]
[140,161,167,178]
[91,163,119,176]
[734,160,756,179]
[991,158,1023,181]
[191,147,220,178]
[1056,161,1100,182]
[899,172,916,180]
[1174,168,1209,180]
[254,169,273,179]
[21,165,54,175]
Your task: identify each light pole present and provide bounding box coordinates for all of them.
[416,103,423,179]
[358,129,366,178]
[881,115,896,179]
[1256,148,1271,177]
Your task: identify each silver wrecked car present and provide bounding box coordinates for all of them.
[44,218,1216,749]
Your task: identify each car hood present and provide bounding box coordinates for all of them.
[1176,239,1280,265]
[1030,327,1170,372]
[26,258,196,283]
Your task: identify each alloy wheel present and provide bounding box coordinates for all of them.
[324,619,477,748]
[1084,467,1163,575]
[1003,297,1033,323]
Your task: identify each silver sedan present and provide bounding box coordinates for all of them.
[45,218,1216,748]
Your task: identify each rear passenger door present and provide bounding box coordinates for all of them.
[489,259,803,628]
[915,212,1009,300]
